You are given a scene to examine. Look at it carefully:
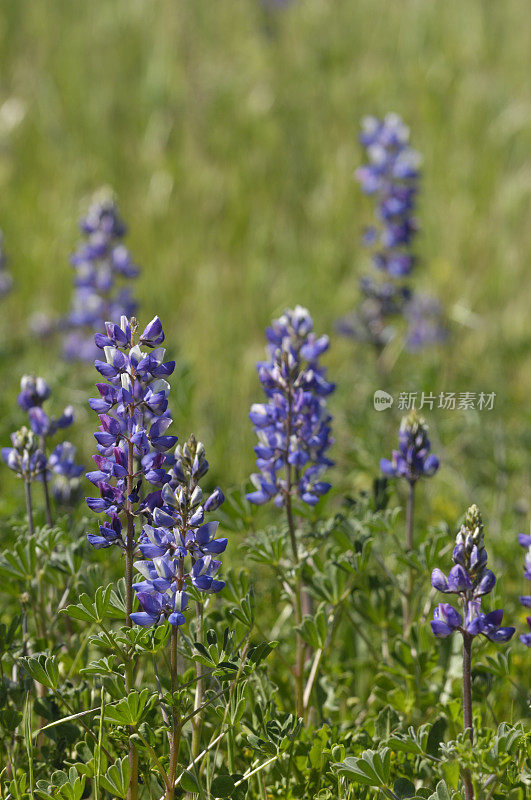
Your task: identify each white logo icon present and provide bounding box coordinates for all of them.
[373,390,393,411]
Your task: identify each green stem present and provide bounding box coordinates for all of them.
[405,479,415,552]
[136,730,170,792]
[24,478,34,536]
[167,625,181,798]
[286,488,304,718]
[192,600,204,758]
[40,439,53,527]
[227,727,235,774]
[403,480,416,634]
[462,631,474,800]
[125,433,138,800]
[284,369,304,718]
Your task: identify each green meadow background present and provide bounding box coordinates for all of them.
[0,0,529,572]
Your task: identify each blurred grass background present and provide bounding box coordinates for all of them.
[0,0,529,565]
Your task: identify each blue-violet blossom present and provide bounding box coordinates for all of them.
[86,315,177,549]
[64,193,139,361]
[246,306,334,508]
[518,532,531,647]
[380,411,439,485]
[430,505,515,643]
[12,375,83,503]
[131,434,226,627]
[337,114,446,352]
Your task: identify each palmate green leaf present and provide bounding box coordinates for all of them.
[79,655,123,678]
[20,654,60,691]
[62,584,113,624]
[229,592,254,627]
[247,640,278,666]
[36,767,86,800]
[387,723,442,761]
[104,688,156,726]
[99,757,130,798]
[108,577,128,618]
[0,538,38,585]
[333,748,391,787]
[193,641,215,667]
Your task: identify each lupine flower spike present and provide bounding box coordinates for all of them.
[86,314,177,798]
[16,374,83,522]
[2,427,45,534]
[64,192,139,361]
[517,532,531,646]
[337,113,446,353]
[247,305,334,717]
[247,305,335,510]
[380,411,439,551]
[131,433,226,628]
[130,433,225,792]
[431,505,514,800]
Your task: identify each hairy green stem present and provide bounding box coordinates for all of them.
[24,478,34,536]
[167,625,181,798]
[405,479,415,551]
[191,600,204,758]
[126,431,138,800]
[462,632,474,800]
[403,480,416,634]
[40,438,53,527]
[286,488,304,718]
[285,367,304,718]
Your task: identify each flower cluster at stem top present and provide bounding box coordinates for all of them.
[64,192,139,361]
[247,305,335,509]
[380,411,439,484]
[431,505,515,643]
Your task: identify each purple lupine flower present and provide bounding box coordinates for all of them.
[86,315,178,549]
[2,427,46,481]
[48,442,84,503]
[355,114,420,279]
[518,532,531,646]
[430,505,515,644]
[246,306,334,509]
[380,411,439,485]
[129,434,226,627]
[63,192,139,362]
[0,231,13,298]
[14,374,82,504]
[337,114,446,353]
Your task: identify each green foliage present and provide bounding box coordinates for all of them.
[62,584,113,624]
[104,689,157,727]
[20,654,60,691]
[35,767,86,800]
[99,757,130,798]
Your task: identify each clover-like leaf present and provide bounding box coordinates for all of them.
[104,689,156,727]
[20,654,60,691]
[99,757,130,798]
[62,584,113,624]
